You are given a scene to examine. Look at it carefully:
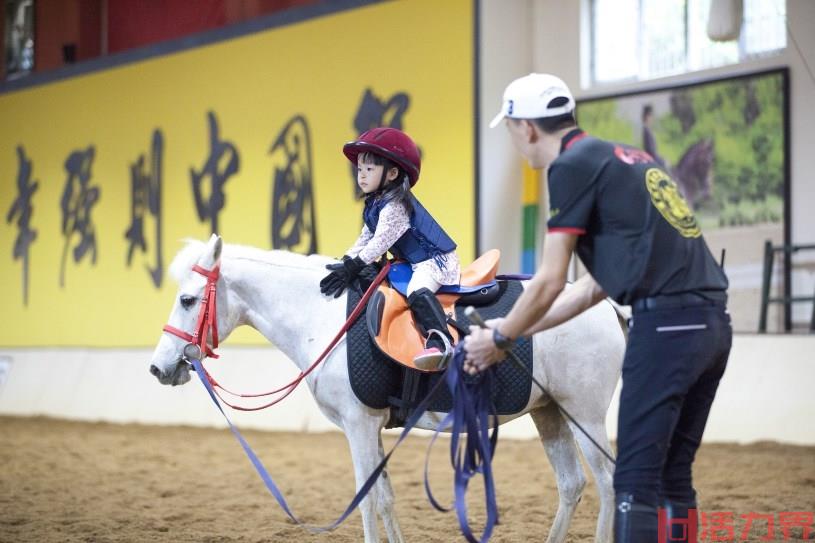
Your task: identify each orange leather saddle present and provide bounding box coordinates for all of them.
[364,250,501,371]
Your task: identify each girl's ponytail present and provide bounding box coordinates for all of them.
[382,168,414,215]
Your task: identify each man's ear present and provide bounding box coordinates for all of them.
[522,119,539,144]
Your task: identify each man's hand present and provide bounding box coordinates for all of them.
[463,325,506,375]
[485,317,505,329]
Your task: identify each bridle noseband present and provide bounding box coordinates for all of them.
[163,264,221,360]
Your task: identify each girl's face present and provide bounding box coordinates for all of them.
[357,155,398,194]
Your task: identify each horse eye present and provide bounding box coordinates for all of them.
[180,295,196,309]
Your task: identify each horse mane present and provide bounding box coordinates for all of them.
[168,239,334,284]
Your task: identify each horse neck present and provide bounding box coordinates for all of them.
[218,254,344,372]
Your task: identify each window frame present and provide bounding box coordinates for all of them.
[587,0,786,88]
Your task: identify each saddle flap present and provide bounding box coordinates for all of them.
[365,250,501,370]
[366,285,458,372]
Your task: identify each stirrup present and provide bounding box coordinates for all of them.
[412,329,452,371]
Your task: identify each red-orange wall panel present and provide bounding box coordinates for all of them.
[35,0,79,71]
[107,0,321,54]
[107,0,227,54]
[33,0,101,72]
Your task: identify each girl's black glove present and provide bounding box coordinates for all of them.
[320,256,365,298]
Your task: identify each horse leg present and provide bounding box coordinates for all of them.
[343,409,404,543]
[530,403,587,543]
[570,419,615,543]
[376,434,405,543]
[342,415,383,543]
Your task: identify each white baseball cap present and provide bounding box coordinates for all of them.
[489,73,576,128]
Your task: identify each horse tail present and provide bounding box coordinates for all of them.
[605,298,630,343]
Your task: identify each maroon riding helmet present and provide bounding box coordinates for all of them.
[343,127,421,187]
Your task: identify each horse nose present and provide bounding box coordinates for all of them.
[149,364,161,377]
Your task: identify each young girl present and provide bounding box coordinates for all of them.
[320,127,460,368]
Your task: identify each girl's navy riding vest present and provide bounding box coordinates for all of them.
[363,195,456,267]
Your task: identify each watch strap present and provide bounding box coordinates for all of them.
[492,328,515,350]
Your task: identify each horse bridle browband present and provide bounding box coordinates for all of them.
[162,264,221,360]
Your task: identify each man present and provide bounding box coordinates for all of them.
[464,73,731,543]
[641,104,667,168]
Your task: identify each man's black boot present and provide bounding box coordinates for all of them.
[614,493,659,543]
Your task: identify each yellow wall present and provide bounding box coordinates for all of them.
[0,0,475,346]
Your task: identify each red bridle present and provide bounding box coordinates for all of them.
[163,264,220,359]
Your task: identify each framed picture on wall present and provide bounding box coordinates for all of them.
[576,68,790,333]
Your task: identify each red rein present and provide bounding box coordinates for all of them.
[162,260,391,411]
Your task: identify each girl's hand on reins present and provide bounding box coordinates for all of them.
[320,256,365,298]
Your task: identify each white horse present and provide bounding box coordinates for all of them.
[149,235,625,543]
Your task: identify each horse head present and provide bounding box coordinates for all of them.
[149,234,223,386]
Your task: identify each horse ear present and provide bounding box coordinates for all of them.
[213,237,223,264]
[200,234,223,269]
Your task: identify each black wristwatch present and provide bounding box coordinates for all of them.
[492,328,515,351]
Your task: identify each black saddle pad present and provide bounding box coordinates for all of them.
[346,280,533,420]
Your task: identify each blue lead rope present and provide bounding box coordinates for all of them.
[424,345,500,543]
[190,356,446,532]
[190,344,500,541]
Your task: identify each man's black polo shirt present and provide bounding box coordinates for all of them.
[546,129,728,306]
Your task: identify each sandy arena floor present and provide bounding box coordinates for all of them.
[1,416,813,542]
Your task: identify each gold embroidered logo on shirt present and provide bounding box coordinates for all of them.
[644,168,701,238]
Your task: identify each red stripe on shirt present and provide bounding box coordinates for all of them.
[564,132,587,150]
[548,226,586,235]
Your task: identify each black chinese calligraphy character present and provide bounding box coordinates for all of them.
[269,115,317,254]
[5,146,39,306]
[350,88,411,196]
[353,88,411,134]
[59,146,100,288]
[190,111,240,234]
[125,130,164,288]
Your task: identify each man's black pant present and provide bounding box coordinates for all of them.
[614,300,732,507]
